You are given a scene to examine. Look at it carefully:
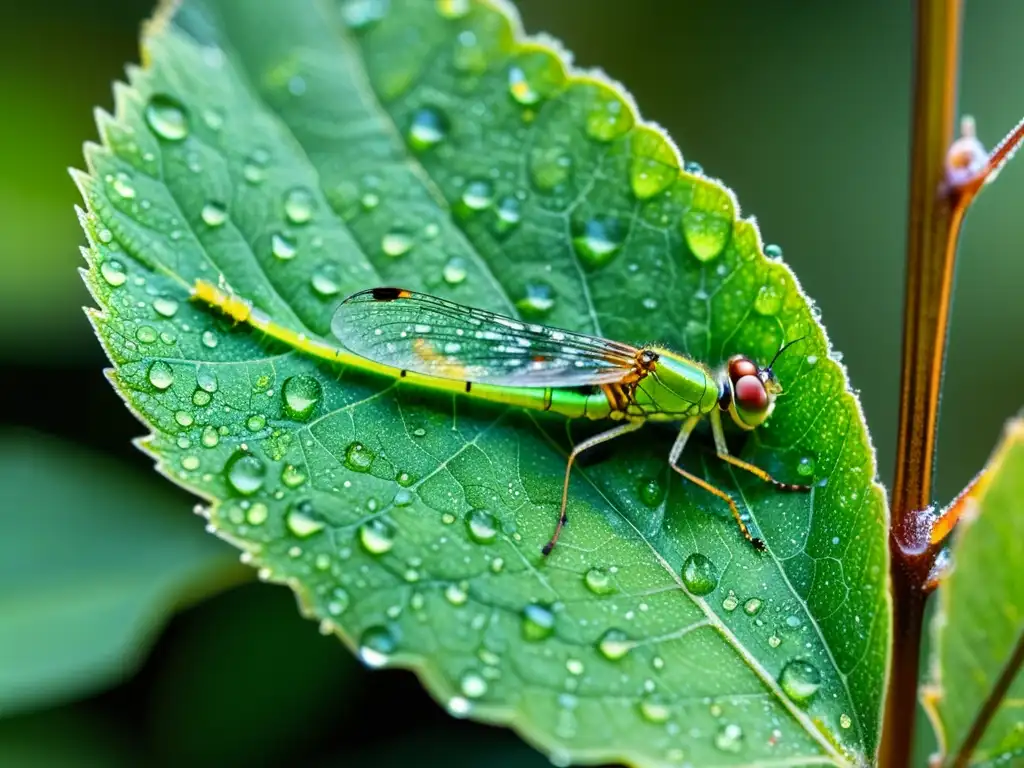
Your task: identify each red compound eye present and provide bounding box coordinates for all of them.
[728,355,759,382]
[734,374,769,426]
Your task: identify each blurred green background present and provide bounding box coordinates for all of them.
[2,0,1021,764]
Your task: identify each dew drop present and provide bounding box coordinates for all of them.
[201,330,218,348]
[136,326,157,344]
[514,281,555,318]
[459,179,494,214]
[100,259,127,286]
[583,567,616,596]
[436,0,470,19]
[566,658,584,676]
[345,442,375,472]
[243,152,267,184]
[839,713,852,729]
[174,410,194,427]
[271,232,297,260]
[283,186,316,224]
[286,500,325,538]
[201,425,219,448]
[282,375,322,420]
[281,464,307,488]
[445,582,468,605]
[310,264,341,297]
[492,195,522,238]
[145,94,189,141]
[681,192,732,263]
[340,0,389,31]
[181,455,200,471]
[639,694,671,724]
[508,65,541,106]
[572,216,625,269]
[225,452,267,496]
[197,370,218,393]
[521,602,555,641]
[109,172,136,199]
[585,92,632,142]
[358,625,396,667]
[768,634,782,648]
[452,29,486,74]
[201,201,228,227]
[358,518,395,554]
[153,296,180,317]
[381,230,414,257]
[714,723,744,754]
[529,146,572,191]
[148,360,175,390]
[638,476,665,507]
[460,670,487,698]
[597,629,631,661]
[327,587,350,616]
[442,256,468,285]
[722,592,739,612]
[246,414,266,432]
[754,283,783,316]
[743,597,763,616]
[465,508,498,543]
[765,243,784,261]
[681,553,719,596]
[797,457,815,477]
[407,106,449,151]
[778,659,822,704]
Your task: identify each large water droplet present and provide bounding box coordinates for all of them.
[465,508,498,543]
[281,463,306,488]
[145,94,189,141]
[100,259,127,287]
[283,186,316,224]
[492,195,522,238]
[358,625,397,667]
[340,0,389,31]
[381,230,414,257]
[153,296,179,318]
[459,179,494,214]
[310,264,341,297]
[201,201,228,227]
[714,723,744,753]
[514,281,555,318]
[282,375,322,420]
[444,582,468,605]
[442,256,468,285]
[681,553,719,595]
[460,670,487,698]
[572,216,625,269]
[583,567,616,596]
[287,500,325,538]
[345,441,375,472]
[407,106,449,152]
[639,694,671,723]
[797,457,815,477]
[225,452,267,496]
[597,629,631,660]
[452,29,486,74]
[778,659,822,704]
[764,243,784,261]
[630,131,678,200]
[585,91,633,142]
[359,518,396,554]
[521,603,555,641]
[271,232,297,260]
[638,476,665,507]
[743,597,763,616]
[682,186,733,262]
[839,713,852,729]
[148,360,175,390]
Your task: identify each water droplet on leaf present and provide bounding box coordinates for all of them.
[778,659,822,704]
[572,216,625,269]
[583,568,616,596]
[287,501,325,537]
[358,625,397,667]
[597,629,631,660]
[283,375,322,420]
[345,442,375,472]
[271,232,297,260]
[521,603,555,641]
[407,106,449,151]
[148,360,175,390]
[359,518,395,554]
[145,94,189,141]
[283,186,316,224]
[681,553,719,595]
[465,508,498,543]
[225,452,267,496]
[515,281,555,317]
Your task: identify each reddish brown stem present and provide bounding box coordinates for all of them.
[880,1,963,766]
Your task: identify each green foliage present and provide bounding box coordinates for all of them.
[924,416,1024,766]
[77,0,890,764]
[0,430,242,715]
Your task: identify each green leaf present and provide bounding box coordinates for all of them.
[923,416,1024,767]
[0,430,244,715]
[77,0,890,764]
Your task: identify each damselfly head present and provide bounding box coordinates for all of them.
[722,337,804,430]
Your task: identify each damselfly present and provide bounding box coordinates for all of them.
[193,281,809,555]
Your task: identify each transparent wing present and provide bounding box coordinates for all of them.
[331,288,639,387]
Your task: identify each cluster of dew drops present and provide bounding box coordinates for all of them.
[91,0,856,757]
